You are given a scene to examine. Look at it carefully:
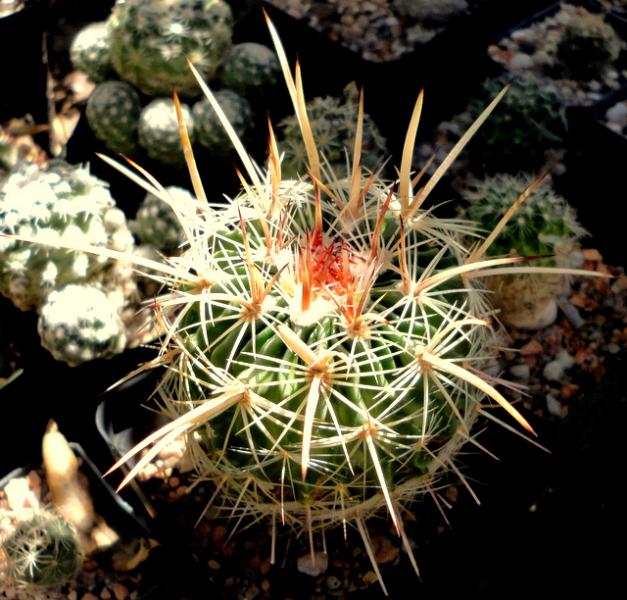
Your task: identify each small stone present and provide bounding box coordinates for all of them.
[261,579,271,592]
[509,363,530,380]
[362,570,380,585]
[555,350,575,369]
[297,551,329,576]
[326,575,342,590]
[582,248,603,262]
[372,535,399,565]
[82,594,99,600]
[509,52,534,69]
[607,342,621,354]
[546,394,563,417]
[100,590,112,600]
[112,583,129,600]
[543,360,565,382]
[520,339,543,355]
[208,559,221,570]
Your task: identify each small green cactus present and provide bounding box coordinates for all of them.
[468,76,567,174]
[108,0,234,97]
[278,83,387,177]
[69,21,114,83]
[86,80,141,155]
[37,284,128,366]
[132,186,193,252]
[218,42,280,96]
[1,512,79,588]
[0,160,135,312]
[461,173,587,328]
[553,12,622,81]
[193,89,252,156]
[138,98,195,166]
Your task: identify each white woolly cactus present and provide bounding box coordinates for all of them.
[193,89,252,156]
[138,98,195,166]
[461,173,587,329]
[0,160,135,312]
[218,42,280,96]
[86,80,141,155]
[132,186,194,252]
[69,21,114,83]
[38,284,128,367]
[107,0,234,97]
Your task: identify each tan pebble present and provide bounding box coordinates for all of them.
[168,477,180,488]
[100,588,112,599]
[82,594,99,600]
[259,560,271,575]
[208,559,221,570]
[175,485,188,497]
[130,593,138,600]
[261,579,271,592]
[112,583,129,600]
[372,536,399,565]
[362,571,379,585]
[68,591,78,600]
[520,339,543,355]
[582,248,603,262]
[212,524,227,542]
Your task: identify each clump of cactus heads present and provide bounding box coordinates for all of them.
[138,98,195,166]
[1,512,80,588]
[132,186,194,252]
[460,173,587,329]
[69,21,114,83]
[37,284,128,367]
[218,42,280,96]
[279,82,387,178]
[468,76,566,174]
[86,80,141,155]
[107,0,234,98]
[0,160,135,312]
[392,0,469,21]
[193,89,252,156]
[552,12,622,81]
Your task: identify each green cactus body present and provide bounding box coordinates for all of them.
[0,161,135,312]
[1,513,79,588]
[218,42,280,96]
[132,186,193,251]
[193,90,252,156]
[86,80,141,154]
[69,21,114,83]
[468,76,566,174]
[108,0,233,97]
[279,84,387,178]
[138,98,195,166]
[37,284,127,366]
[554,13,622,81]
[461,173,586,328]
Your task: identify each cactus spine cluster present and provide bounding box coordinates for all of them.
[103,24,555,591]
[1,512,79,588]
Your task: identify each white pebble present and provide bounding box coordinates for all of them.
[509,52,534,70]
[297,551,329,576]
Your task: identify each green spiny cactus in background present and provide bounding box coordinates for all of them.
[37,284,128,366]
[107,0,234,97]
[218,42,280,96]
[0,160,135,312]
[278,83,387,178]
[98,28,572,592]
[460,173,587,328]
[138,98,195,166]
[551,10,622,81]
[69,21,114,83]
[193,89,252,156]
[467,76,567,174]
[132,186,194,252]
[1,512,79,588]
[86,80,141,155]
[392,0,469,21]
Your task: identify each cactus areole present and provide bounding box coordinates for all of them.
[103,17,546,590]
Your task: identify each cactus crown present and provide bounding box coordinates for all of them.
[1,512,79,588]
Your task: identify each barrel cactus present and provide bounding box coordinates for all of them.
[279,83,387,178]
[193,89,252,156]
[86,80,141,155]
[138,98,195,166]
[98,25,562,590]
[218,42,280,96]
[0,160,135,312]
[461,173,587,329]
[107,0,234,97]
[69,21,114,83]
[1,512,79,588]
